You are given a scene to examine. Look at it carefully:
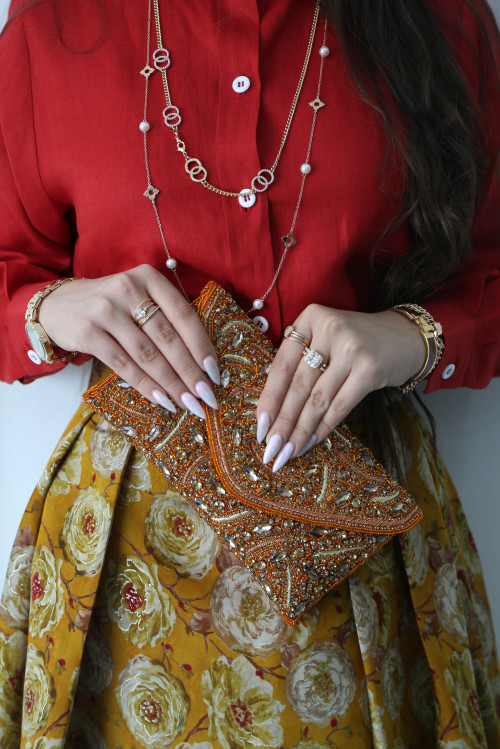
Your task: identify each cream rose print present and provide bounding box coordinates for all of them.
[381,637,406,720]
[59,488,113,576]
[89,417,131,476]
[445,650,486,746]
[433,563,468,644]
[49,439,88,496]
[285,640,356,726]
[120,451,153,505]
[288,606,320,650]
[25,738,62,749]
[0,631,27,736]
[202,655,285,749]
[106,555,176,647]
[115,654,190,747]
[22,644,56,739]
[29,547,65,640]
[145,491,220,578]
[472,592,495,665]
[210,565,291,657]
[400,523,429,587]
[36,422,85,495]
[0,542,35,631]
[348,577,379,658]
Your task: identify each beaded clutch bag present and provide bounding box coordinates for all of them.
[83,281,422,625]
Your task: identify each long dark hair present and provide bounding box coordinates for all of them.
[4,0,500,476]
[322,0,499,309]
[318,0,500,474]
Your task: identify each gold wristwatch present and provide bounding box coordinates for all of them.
[390,303,444,393]
[25,279,78,364]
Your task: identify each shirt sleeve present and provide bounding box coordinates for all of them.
[423,0,500,392]
[0,14,90,384]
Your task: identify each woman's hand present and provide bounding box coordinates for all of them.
[38,265,220,418]
[257,304,427,471]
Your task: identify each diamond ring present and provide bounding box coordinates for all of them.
[302,347,328,372]
[133,299,160,328]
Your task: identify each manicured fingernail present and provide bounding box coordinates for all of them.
[298,434,317,457]
[273,441,295,473]
[257,412,271,444]
[195,381,218,410]
[181,392,206,419]
[203,356,220,385]
[152,389,177,413]
[263,433,282,464]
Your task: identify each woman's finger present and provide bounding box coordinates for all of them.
[146,271,220,384]
[262,355,331,465]
[257,330,313,442]
[73,325,186,416]
[133,309,218,412]
[312,370,372,444]
[278,364,377,470]
[257,342,307,452]
[269,356,351,471]
[100,307,215,417]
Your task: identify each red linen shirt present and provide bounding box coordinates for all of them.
[0,0,499,390]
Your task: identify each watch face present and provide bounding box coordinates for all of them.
[25,322,51,361]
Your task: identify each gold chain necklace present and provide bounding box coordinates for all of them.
[140,0,329,314]
[145,0,321,200]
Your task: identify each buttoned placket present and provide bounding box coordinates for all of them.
[214,0,283,338]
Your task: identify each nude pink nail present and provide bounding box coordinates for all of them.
[152,390,177,413]
[263,433,282,464]
[181,392,206,419]
[272,441,295,473]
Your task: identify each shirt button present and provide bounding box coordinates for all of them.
[232,75,250,93]
[27,350,42,365]
[253,316,269,334]
[238,189,256,209]
[442,363,456,379]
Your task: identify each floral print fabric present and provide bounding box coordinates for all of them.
[0,380,499,748]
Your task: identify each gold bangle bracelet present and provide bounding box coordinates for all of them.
[390,304,444,393]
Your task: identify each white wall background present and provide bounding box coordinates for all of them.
[1,0,500,645]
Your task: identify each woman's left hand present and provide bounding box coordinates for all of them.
[256,304,427,471]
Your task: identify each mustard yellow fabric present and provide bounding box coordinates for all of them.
[1,384,499,748]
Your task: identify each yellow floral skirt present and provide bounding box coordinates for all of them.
[1,373,499,748]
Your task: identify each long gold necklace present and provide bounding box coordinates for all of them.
[140,0,329,315]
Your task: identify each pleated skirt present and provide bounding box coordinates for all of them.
[1,369,499,748]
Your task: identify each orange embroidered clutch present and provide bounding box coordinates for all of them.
[83,282,422,625]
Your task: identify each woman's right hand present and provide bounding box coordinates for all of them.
[38,265,220,418]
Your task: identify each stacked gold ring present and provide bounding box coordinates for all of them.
[133,299,160,328]
[283,325,311,349]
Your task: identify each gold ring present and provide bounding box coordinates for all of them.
[303,347,328,371]
[284,325,311,349]
[137,305,160,328]
[133,299,158,326]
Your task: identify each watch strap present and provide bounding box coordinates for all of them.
[25,278,79,363]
